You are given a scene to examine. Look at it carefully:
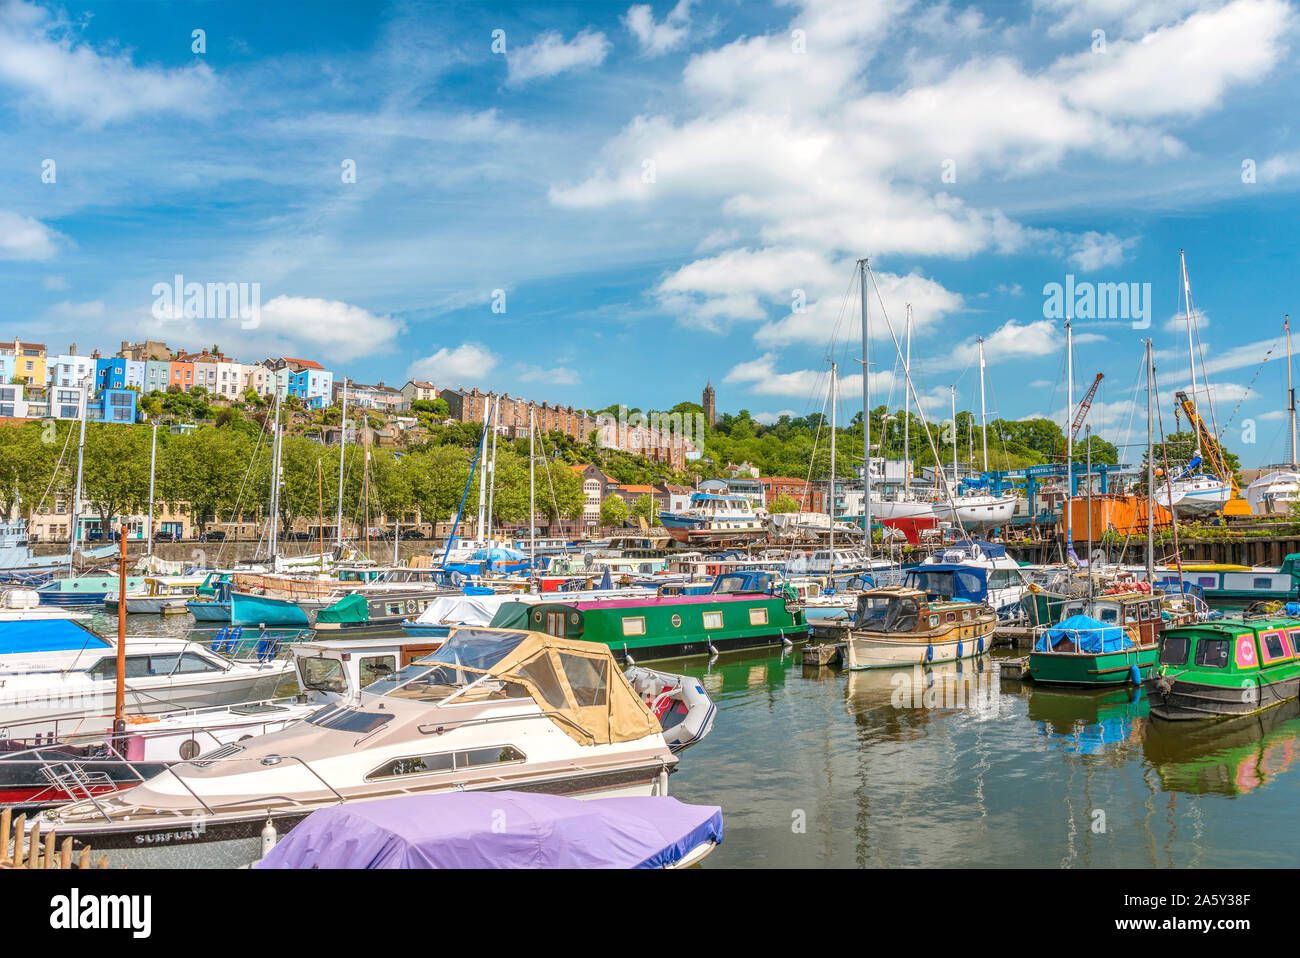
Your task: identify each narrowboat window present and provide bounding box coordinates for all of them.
[1262,632,1287,661]
[622,616,647,636]
[1193,638,1231,668]
[300,655,347,692]
[559,654,608,707]
[1198,576,1216,587]
[359,655,396,687]
[1160,635,1190,666]
[1288,630,1300,655]
[544,611,567,637]
[1254,577,1272,590]
[1098,608,1119,624]
[945,612,955,623]
[703,612,723,629]
[749,607,769,626]
[386,602,404,615]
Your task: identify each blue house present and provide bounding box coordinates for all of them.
[88,387,137,424]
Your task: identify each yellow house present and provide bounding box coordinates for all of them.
[9,338,46,386]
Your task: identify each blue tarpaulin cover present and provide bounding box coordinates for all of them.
[0,619,109,654]
[256,791,724,869]
[1034,613,1133,654]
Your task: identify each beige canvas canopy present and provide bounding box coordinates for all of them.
[435,629,661,747]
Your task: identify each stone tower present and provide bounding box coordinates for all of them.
[702,381,716,428]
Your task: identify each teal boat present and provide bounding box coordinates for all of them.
[1153,557,1300,603]
[187,572,234,621]
[229,589,311,627]
[36,573,151,606]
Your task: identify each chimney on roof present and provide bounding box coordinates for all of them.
[69,343,76,356]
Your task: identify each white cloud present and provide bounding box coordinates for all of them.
[1056,0,1293,119]
[1035,0,1218,37]
[0,0,218,125]
[507,29,610,85]
[1069,231,1136,271]
[624,1,693,55]
[42,274,67,290]
[0,210,63,260]
[1259,150,1300,182]
[407,343,500,385]
[754,408,798,424]
[516,363,580,386]
[256,296,401,361]
[46,299,104,321]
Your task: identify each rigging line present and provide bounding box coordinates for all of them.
[1215,337,1279,438]
[864,261,971,541]
[216,420,270,567]
[802,382,831,512]
[32,416,77,517]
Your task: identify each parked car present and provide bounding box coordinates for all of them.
[204,530,226,541]
[154,530,176,542]
[287,531,311,541]
[402,530,425,540]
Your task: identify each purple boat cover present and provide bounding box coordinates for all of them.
[256,791,723,869]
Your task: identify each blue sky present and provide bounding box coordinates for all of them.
[4,0,1300,466]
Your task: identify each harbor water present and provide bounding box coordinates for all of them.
[92,613,1300,868]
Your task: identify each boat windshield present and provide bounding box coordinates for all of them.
[364,628,533,704]
[856,596,920,633]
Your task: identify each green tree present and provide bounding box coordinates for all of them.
[767,493,800,513]
[630,493,659,526]
[599,494,629,527]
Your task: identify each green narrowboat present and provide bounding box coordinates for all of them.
[1150,616,1300,720]
[488,592,807,662]
[1027,593,1166,687]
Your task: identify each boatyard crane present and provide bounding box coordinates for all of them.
[1056,372,1103,457]
[1173,389,1239,495]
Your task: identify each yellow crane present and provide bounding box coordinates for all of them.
[1173,389,1251,516]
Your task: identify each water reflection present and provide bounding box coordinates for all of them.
[1143,698,1300,797]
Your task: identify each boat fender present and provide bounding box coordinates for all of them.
[977,635,984,654]
[957,641,963,659]
[261,818,278,858]
[925,644,934,663]
[707,642,719,657]
[1128,664,1141,686]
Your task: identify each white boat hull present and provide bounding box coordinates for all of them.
[930,495,1017,528]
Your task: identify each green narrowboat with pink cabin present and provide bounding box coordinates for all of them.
[1150,614,1300,720]
[487,586,807,663]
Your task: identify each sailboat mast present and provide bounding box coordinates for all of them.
[950,385,957,490]
[1145,338,1155,580]
[859,257,871,557]
[486,395,499,543]
[67,378,88,572]
[829,361,837,578]
[1180,249,1202,457]
[1066,320,1073,560]
[529,406,536,574]
[146,419,157,555]
[336,378,347,548]
[1086,424,1094,614]
[476,401,491,542]
[978,337,988,472]
[1288,316,1296,469]
[904,304,911,496]
[268,387,282,560]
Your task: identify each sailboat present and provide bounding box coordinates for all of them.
[870,304,938,522]
[1154,251,1231,516]
[930,341,1017,529]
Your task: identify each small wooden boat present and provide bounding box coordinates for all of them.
[815,586,996,670]
[104,575,208,614]
[1150,614,1300,720]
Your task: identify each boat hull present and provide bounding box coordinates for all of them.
[843,623,994,670]
[1150,675,1300,720]
[1027,646,1159,686]
[186,600,232,621]
[229,591,310,627]
[48,762,670,869]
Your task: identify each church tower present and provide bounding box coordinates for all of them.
[702,381,716,428]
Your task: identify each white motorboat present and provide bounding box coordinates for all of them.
[0,619,293,741]
[39,628,704,868]
[103,575,210,614]
[0,589,92,623]
[1245,470,1300,516]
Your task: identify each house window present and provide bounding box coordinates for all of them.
[622,616,646,636]
[749,607,768,626]
[703,611,723,629]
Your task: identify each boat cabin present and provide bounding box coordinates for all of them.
[1054,593,1164,646]
[852,587,991,636]
[292,635,446,699]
